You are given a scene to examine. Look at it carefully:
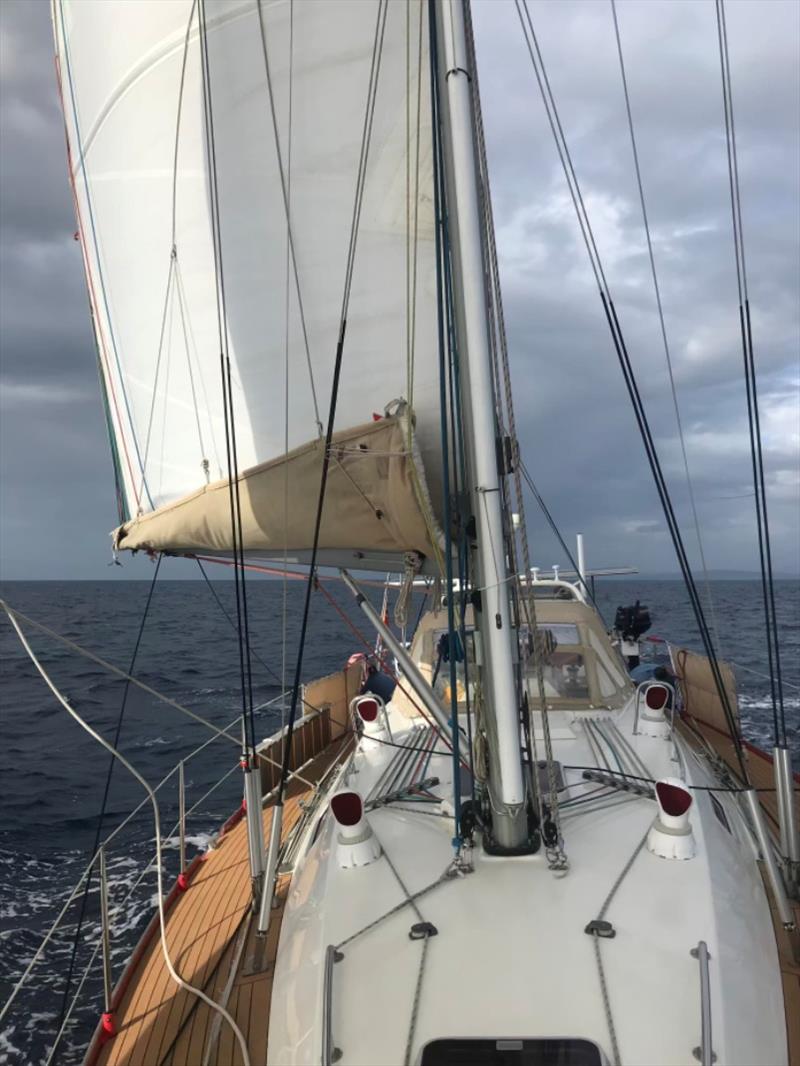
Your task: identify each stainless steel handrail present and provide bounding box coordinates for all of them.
[3,606,252,1065]
[322,944,344,1065]
[3,712,243,1026]
[690,941,715,1065]
[178,760,187,877]
[41,761,241,1066]
[98,846,113,1017]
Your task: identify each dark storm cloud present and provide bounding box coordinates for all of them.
[472,0,799,574]
[0,0,798,579]
[0,0,129,576]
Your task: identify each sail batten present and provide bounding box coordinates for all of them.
[54,0,443,544]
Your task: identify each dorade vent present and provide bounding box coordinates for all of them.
[645,684,670,712]
[647,778,696,860]
[355,695,380,724]
[657,780,692,816]
[330,790,381,869]
[351,693,391,760]
[634,680,675,739]
[331,791,363,826]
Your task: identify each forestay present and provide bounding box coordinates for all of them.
[53,0,442,567]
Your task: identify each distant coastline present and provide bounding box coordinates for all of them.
[1,571,798,583]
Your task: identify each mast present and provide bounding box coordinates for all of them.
[435,0,528,849]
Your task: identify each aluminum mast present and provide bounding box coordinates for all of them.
[435,0,528,849]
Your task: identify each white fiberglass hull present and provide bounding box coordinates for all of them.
[267,699,786,1065]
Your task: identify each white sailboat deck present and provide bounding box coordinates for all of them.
[269,700,786,1066]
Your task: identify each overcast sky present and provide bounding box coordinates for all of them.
[0,0,798,580]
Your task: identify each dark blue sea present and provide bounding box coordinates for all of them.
[1,577,798,1065]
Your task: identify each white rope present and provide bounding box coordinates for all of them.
[99,714,240,854]
[1,601,243,749]
[3,598,311,785]
[394,552,422,629]
[1,716,239,1033]
[3,609,252,1066]
[40,754,243,1064]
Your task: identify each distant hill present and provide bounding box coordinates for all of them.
[613,569,799,581]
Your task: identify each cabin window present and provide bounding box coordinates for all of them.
[541,651,590,700]
[539,623,580,646]
[586,630,628,695]
[521,625,590,701]
[596,659,619,698]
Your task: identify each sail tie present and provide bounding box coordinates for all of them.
[394,551,423,629]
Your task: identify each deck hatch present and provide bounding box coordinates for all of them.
[420,1037,604,1065]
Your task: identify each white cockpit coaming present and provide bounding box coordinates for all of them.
[267,687,787,1066]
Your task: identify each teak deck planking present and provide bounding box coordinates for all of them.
[90,697,797,1065]
[94,740,349,1066]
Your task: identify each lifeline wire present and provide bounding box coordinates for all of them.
[3,610,252,1066]
[0,601,244,750]
[50,556,162,1064]
[514,0,748,783]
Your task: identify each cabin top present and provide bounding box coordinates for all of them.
[410,588,633,712]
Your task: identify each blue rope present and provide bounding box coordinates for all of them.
[430,2,462,846]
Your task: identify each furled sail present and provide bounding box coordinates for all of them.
[53,0,443,569]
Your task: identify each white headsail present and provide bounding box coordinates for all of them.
[53,0,443,569]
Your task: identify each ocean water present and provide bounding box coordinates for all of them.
[0,577,797,1065]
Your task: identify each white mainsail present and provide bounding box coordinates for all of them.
[54,0,442,567]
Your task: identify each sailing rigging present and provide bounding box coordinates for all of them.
[1,1,796,1063]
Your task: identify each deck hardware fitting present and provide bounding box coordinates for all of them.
[690,941,716,1064]
[581,769,654,798]
[340,568,454,739]
[774,746,799,892]
[743,789,796,929]
[584,919,616,939]
[409,922,439,940]
[257,804,285,935]
[323,945,345,1065]
[99,846,114,1021]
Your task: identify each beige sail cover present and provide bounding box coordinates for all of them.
[114,415,442,561]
